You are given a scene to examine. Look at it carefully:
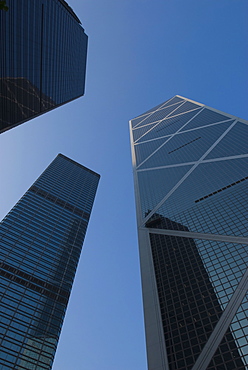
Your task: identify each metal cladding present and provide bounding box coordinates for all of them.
[130,96,248,370]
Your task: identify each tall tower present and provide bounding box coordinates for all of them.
[0,154,100,369]
[0,0,88,133]
[129,96,248,370]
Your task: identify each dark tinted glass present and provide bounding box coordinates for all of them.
[0,154,99,369]
[0,0,88,133]
[130,96,248,369]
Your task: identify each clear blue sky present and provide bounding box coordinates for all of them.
[0,0,247,369]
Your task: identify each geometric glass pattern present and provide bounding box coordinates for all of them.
[0,0,88,134]
[230,294,248,367]
[0,154,100,369]
[137,120,234,169]
[129,95,248,370]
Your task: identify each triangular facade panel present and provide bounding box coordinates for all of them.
[140,102,184,125]
[135,137,170,167]
[131,113,151,128]
[138,120,232,169]
[132,101,184,132]
[137,164,192,219]
[229,293,248,365]
[167,100,201,116]
[206,121,248,159]
[153,179,248,237]
[141,96,184,115]
[180,107,232,132]
[159,95,185,108]
[132,121,158,142]
[149,232,247,369]
[141,101,172,116]
[130,96,248,370]
[154,157,248,235]
[195,239,247,309]
[137,109,202,143]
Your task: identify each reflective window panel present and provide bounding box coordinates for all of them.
[130,96,248,369]
[0,154,100,369]
[0,0,88,133]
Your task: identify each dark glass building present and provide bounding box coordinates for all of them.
[0,0,88,133]
[0,154,100,369]
[129,96,248,370]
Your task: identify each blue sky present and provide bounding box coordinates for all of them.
[0,0,247,369]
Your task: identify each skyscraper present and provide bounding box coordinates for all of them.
[129,96,248,370]
[0,154,100,369]
[0,0,88,133]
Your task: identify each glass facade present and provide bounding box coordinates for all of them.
[130,96,248,370]
[0,154,100,369]
[0,0,88,133]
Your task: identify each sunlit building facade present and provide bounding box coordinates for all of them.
[130,96,248,370]
[0,0,88,133]
[0,154,100,369]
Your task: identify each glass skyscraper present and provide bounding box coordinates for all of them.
[0,154,100,369]
[0,0,88,133]
[129,96,248,370]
